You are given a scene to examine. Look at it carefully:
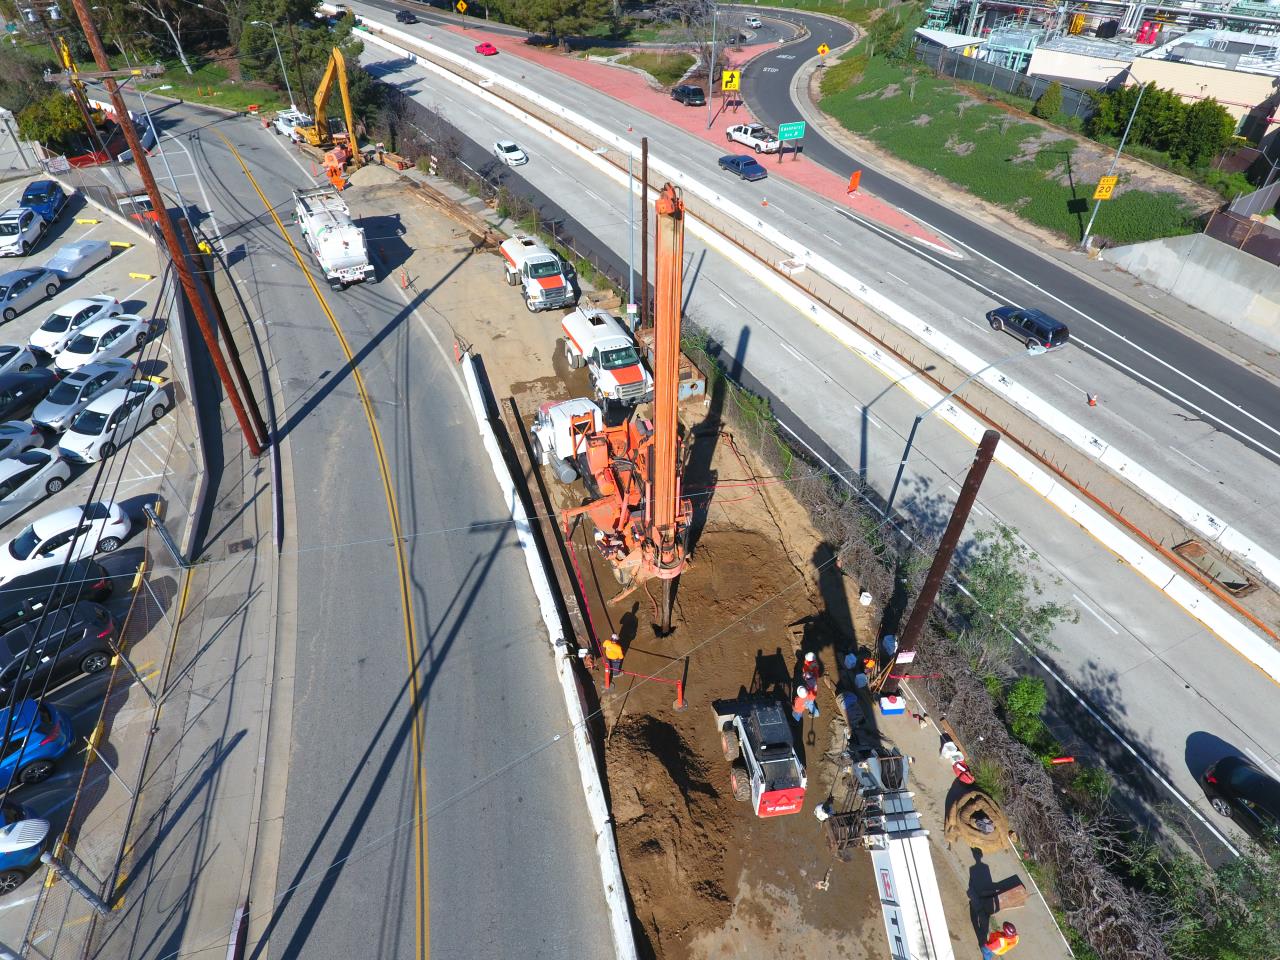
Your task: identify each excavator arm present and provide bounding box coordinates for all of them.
[300,47,361,168]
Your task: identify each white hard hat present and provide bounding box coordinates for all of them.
[797,685,808,697]
[805,652,816,662]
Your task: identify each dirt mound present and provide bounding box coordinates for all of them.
[607,716,733,956]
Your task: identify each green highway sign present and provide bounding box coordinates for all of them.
[777,121,806,141]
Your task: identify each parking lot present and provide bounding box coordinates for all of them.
[0,176,181,931]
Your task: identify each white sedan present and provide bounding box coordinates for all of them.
[0,449,70,527]
[493,139,529,166]
[0,422,41,460]
[29,296,122,357]
[59,378,171,464]
[0,501,130,585]
[54,314,151,373]
[0,345,37,378]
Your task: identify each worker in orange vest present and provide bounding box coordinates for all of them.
[801,651,822,689]
[982,922,1019,958]
[792,684,819,722]
[602,634,624,678]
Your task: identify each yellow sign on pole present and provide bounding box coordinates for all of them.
[1093,175,1119,200]
[817,43,830,56]
[721,70,741,91]
[456,0,467,12]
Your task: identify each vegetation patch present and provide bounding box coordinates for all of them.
[617,51,695,88]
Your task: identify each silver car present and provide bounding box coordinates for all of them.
[31,358,133,433]
[0,268,60,323]
[0,450,70,527]
[0,422,41,460]
[43,240,112,281]
[0,346,37,379]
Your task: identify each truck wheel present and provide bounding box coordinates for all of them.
[530,433,546,465]
[564,342,581,370]
[505,268,518,287]
[524,297,538,313]
[725,133,733,142]
[754,144,762,154]
[730,764,751,802]
[722,729,740,762]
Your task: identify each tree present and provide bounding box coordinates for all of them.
[946,526,1076,678]
[1175,97,1235,168]
[17,91,84,153]
[494,0,615,43]
[1032,81,1062,120]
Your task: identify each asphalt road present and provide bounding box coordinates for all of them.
[358,39,1280,864]
[99,95,613,959]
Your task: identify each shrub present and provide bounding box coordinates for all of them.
[1032,81,1063,120]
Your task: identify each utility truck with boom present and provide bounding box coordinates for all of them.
[293,186,374,290]
[561,307,652,406]
[499,235,576,312]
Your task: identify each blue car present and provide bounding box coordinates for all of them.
[0,699,72,788]
[0,803,49,894]
[20,181,68,225]
[718,155,768,182]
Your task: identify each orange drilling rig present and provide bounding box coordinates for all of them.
[561,183,692,632]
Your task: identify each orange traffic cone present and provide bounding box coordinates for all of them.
[1087,393,1098,407]
[761,197,769,207]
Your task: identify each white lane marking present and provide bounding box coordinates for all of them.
[963,316,983,330]
[780,341,805,363]
[123,277,157,303]
[583,188,603,203]
[1055,372,1088,395]
[886,272,907,285]
[1244,746,1280,778]
[863,411,883,430]
[718,292,738,308]
[1073,593,1119,634]
[947,484,959,496]
[268,128,322,184]
[823,233,842,246]
[1168,445,1211,474]
[0,893,38,914]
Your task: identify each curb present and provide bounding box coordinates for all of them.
[456,351,638,960]
[132,89,245,119]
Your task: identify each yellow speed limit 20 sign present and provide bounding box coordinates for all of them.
[721,70,741,91]
[1093,175,1119,200]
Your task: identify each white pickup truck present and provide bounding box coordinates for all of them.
[725,123,781,154]
[562,308,652,406]
[499,235,577,312]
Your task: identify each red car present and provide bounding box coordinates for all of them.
[475,41,498,56]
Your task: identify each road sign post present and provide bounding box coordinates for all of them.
[778,120,805,163]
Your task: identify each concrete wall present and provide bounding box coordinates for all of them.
[1028,48,1129,88]
[1106,233,1280,348]
[1127,58,1276,126]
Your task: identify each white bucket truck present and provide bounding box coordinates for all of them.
[529,397,604,484]
[561,307,652,406]
[293,186,374,290]
[499,235,576,312]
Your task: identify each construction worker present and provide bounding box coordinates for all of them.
[982,922,1019,958]
[802,651,822,689]
[602,634,624,678]
[792,684,819,722]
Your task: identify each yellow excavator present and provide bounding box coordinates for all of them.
[294,47,361,186]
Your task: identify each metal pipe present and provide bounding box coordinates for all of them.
[627,151,635,325]
[706,4,717,130]
[896,430,1002,655]
[640,136,649,329]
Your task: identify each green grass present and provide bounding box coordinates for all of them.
[617,52,695,88]
[820,57,1199,244]
[578,46,623,59]
[748,0,891,25]
[135,60,288,114]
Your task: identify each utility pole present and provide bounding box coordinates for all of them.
[250,20,295,110]
[287,21,313,112]
[640,136,650,329]
[1081,82,1145,251]
[895,430,1001,656]
[705,3,718,130]
[67,0,267,456]
[627,150,636,329]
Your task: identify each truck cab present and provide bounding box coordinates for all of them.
[561,308,652,406]
[529,397,604,484]
[726,123,781,154]
[499,235,576,312]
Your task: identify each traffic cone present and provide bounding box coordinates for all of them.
[761,197,768,207]
[1087,393,1098,407]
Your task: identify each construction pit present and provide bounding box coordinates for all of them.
[345,164,1057,960]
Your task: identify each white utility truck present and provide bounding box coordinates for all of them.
[499,235,576,312]
[725,123,781,154]
[529,397,604,484]
[293,186,374,290]
[561,307,652,406]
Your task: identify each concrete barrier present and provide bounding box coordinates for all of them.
[1106,233,1280,352]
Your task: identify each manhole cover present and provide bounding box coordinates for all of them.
[227,538,254,554]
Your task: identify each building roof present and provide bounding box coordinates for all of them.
[1036,34,1138,62]
[914,28,987,50]
[1139,27,1280,77]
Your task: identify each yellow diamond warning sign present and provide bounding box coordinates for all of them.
[456,0,467,12]
[818,43,830,55]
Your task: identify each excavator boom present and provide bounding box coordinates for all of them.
[297,48,361,169]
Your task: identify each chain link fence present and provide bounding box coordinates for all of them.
[917,44,1097,120]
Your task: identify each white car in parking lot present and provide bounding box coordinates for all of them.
[0,423,41,461]
[59,378,171,464]
[0,450,70,527]
[54,315,151,373]
[493,139,529,166]
[0,500,130,585]
[0,209,45,258]
[29,296,122,357]
[0,346,37,378]
[31,358,134,433]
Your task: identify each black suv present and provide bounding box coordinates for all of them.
[985,306,1068,351]
[395,9,418,22]
[0,559,113,635]
[671,84,706,106]
[0,370,58,422]
[0,602,117,697]
[1202,755,1280,841]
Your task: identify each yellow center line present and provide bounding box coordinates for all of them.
[217,132,428,958]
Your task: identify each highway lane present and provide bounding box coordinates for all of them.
[106,97,613,958]
[361,44,1280,861]
[347,1,1280,585]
